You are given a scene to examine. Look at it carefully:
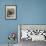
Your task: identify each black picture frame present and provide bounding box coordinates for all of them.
[5,5,17,20]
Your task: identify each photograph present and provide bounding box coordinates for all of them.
[18,24,46,41]
[18,24,46,46]
[5,5,16,20]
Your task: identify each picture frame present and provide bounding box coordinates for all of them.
[18,24,46,42]
[5,5,16,20]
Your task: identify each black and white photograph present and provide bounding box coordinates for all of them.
[18,25,46,46]
[5,5,16,20]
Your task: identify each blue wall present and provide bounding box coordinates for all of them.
[0,0,46,44]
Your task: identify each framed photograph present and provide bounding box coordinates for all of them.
[5,5,16,20]
[18,24,46,42]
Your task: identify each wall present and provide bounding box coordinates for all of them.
[19,0,46,24]
[0,0,46,44]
